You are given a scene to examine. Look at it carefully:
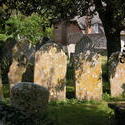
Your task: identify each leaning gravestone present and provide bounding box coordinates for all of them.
[34,43,67,101]
[8,39,35,88]
[10,82,49,114]
[74,51,102,100]
[108,52,125,97]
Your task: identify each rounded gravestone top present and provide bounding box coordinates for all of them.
[38,42,68,56]
[75,35,94,55]
[10,82,49,114]
[75,50,101,63]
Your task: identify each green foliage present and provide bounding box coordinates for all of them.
[3,84,10,98]
[49,99,103,106]
[66,65,75,86]
[0,34,12,41]
[5,13,53,44]
[2,0,125,56]
[101,56,110,93]
[103,92,125,102]
[0,4,10,32]
[103,93,112,101]
[66,86,75,99]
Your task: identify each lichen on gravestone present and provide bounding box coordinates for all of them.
[74,50,102,100]
[34,43,68,101]
[10,82,49,115]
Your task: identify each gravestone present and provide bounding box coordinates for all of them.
[10,82,49,114]
[75,35,94,55]
[34,43,68,101]
[8,39,35,88]
[109,52,125,97]
[74,51,102,100]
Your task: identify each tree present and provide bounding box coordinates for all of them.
[2,0,125,57]
[93,0,125,57]
[48,0,125,58]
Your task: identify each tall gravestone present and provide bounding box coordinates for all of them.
[34,43,67,101]
[109,52,125,97]
[8,39,35,88]
[74,51,102,100]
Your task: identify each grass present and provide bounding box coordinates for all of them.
[48,100,114,125]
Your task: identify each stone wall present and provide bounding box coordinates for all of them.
[34,43,68,101]
[74,51,102,100]
[109,52,125,97]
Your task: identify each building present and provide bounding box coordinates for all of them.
[53,14,125,56]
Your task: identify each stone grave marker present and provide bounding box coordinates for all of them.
[10,82,49,114]
[109,52,125,97]
[75,35,94,55]
[34,43,67,101]
[74,50,102,100]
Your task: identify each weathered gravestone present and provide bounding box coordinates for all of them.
[34,43,68,101]
[10,82,49,114]
[108,52,125,97]
[74,51,102,100]
[8,39,35,88]
[75,35,94,55]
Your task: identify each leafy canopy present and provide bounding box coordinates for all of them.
[5,13,53,44]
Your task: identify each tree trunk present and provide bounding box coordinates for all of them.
[104,28,121,58]
[95,3,121,59]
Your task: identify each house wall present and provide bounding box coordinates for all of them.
[53,22,83,45]
[53,21,67,45]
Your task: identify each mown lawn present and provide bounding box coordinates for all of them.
[47,100,114,125]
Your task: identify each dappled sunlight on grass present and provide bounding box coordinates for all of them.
[48,101,114,125]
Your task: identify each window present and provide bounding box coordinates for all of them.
[94,24,99,33]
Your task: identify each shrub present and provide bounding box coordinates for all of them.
[5,13,53,44]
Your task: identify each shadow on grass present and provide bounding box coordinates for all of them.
[48,102,114,125]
